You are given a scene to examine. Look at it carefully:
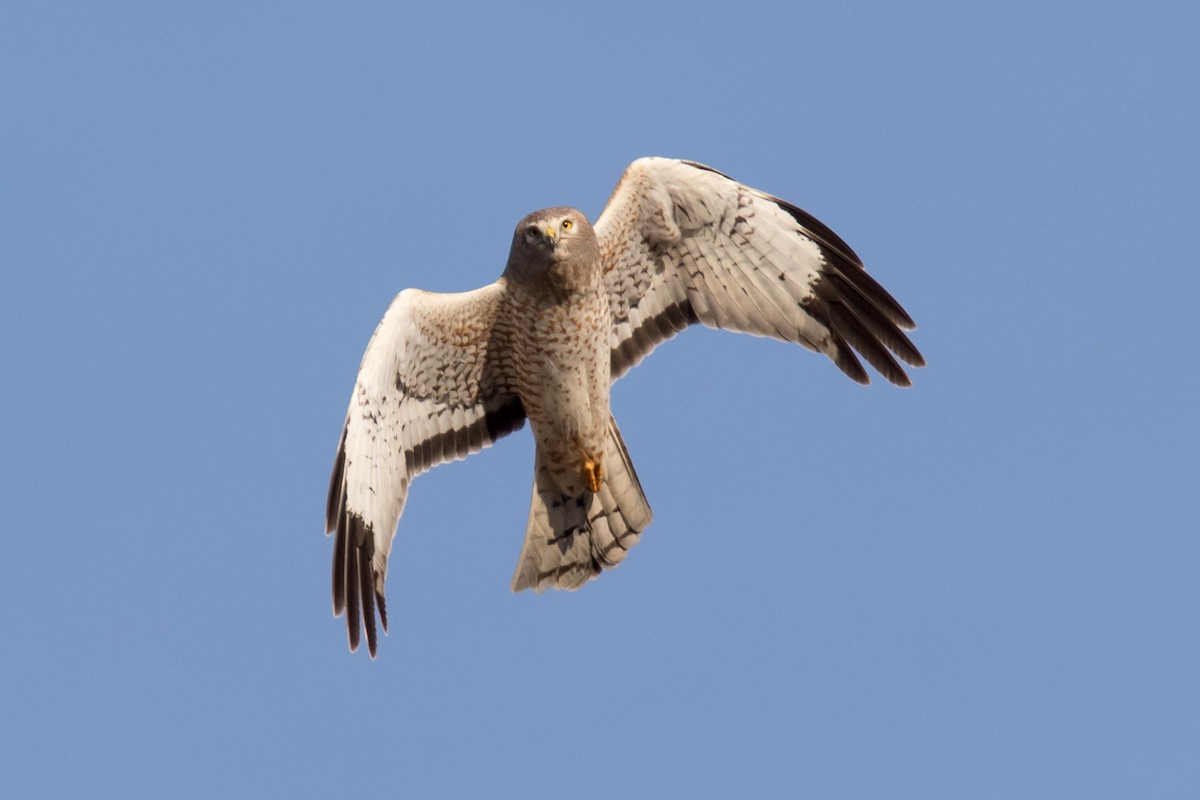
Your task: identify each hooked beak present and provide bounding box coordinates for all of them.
[541,225,557,246]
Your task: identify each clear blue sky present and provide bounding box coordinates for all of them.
[3,2,1197,797]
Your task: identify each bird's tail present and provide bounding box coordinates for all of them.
[510,415,652,592]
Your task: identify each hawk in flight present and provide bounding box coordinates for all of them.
[326,158,924,656]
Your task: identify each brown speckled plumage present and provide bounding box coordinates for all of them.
[327,158,924,656]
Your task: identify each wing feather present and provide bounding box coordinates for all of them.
[326,282,525,656]
[595,158,925,384]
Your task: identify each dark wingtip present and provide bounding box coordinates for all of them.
[828,302,911,387]
[334,511,384,657]
[345,546,362,654]
[360,549,377,658]
[771,194,922,336]
[326,425,348,534]
[367,590,386,659]
[772,195,866,270]
[828,328,871,385]
[331,516,347,618]
[703,164,926,382]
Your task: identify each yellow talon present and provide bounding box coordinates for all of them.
[583,458,603,493]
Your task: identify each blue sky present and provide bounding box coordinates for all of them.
[3,1,1197,797]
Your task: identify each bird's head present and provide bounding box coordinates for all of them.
[504,206,600,293]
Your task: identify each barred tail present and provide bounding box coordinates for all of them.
[510,416,652,592]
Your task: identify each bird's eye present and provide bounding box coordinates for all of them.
[561,219,573,231]
[524,226,539,242]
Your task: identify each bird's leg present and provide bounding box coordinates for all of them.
[582,456,604,493]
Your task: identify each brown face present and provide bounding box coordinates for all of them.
[517,207,586,257]
[505,206,600,291]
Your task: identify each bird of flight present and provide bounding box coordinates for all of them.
[326,157,925,656]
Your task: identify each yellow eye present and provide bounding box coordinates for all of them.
[561,219,573,231]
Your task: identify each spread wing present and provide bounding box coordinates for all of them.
[595,157,925,384]
[326,282,524,656]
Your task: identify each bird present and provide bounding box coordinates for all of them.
[326,157,925,656]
